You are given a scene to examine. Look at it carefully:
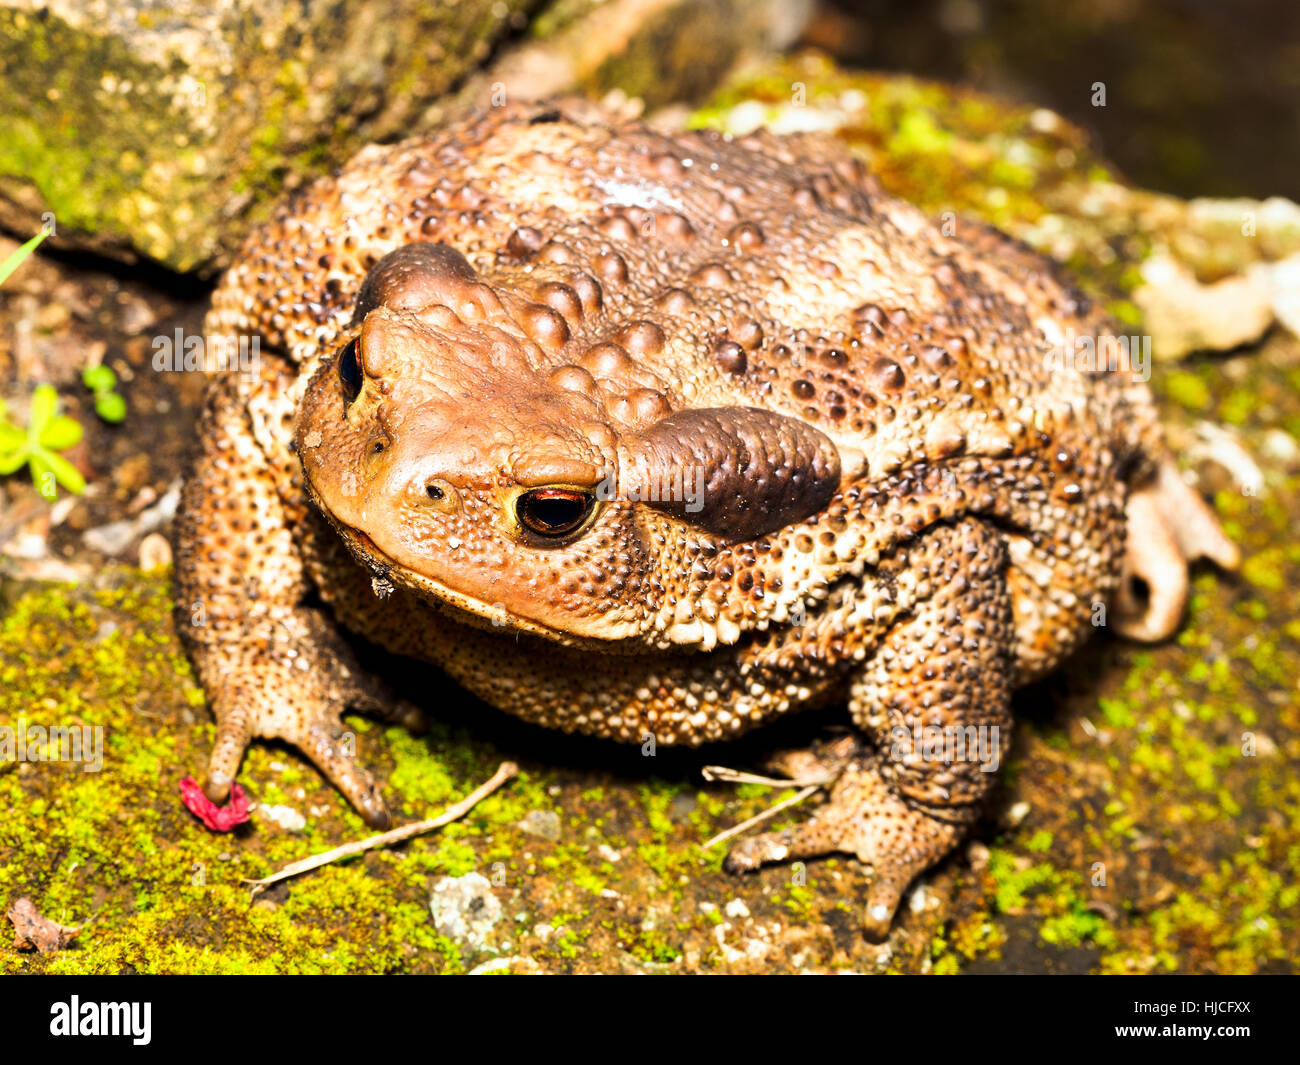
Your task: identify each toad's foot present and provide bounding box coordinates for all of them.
[1115,457,1239,642]
[725,748,965,939]
[727,516,1013,939]
[198,608,426,829]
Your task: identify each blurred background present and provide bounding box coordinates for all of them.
[803,0,1300,201]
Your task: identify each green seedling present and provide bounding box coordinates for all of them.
[0,385,86,500]
[82,364,127,423]
[0,230,50,287]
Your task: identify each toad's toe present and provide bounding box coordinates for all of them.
[1115,459,1238,642]
[295,718,392,829]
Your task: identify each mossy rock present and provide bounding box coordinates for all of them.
[0,0,543,273]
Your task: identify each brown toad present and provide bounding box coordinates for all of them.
[178,99,1238,937]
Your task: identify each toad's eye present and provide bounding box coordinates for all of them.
[337,338,362,404]
[515,488,594,539]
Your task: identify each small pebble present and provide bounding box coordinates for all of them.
[429,873,502,950]
[516,809,561,841]
[259,803,307,832]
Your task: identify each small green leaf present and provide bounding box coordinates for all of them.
[0,423,26,449]
[82,364,117,393]
[0,231,49,287]
[27,384,59,433]
[39,414,83,451]
[28,453,58,499]
[94,392,127,423]
[35,448,85,495]
[0,446,29,475]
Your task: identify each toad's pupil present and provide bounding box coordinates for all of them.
[517,489,591,537]
[338,338,362,403]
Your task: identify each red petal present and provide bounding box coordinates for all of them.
[180,775,251,831]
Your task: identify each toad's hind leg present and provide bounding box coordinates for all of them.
[725,517,1012,938]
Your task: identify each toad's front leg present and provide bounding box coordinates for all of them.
[726,517,1012,938]
[174,373,423,828]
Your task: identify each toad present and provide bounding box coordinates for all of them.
[176,99,1237,936]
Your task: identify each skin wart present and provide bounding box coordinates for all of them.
[175,99,1238,938]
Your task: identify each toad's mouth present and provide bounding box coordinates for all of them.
[332,524,643,651]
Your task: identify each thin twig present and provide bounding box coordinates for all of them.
[244,761,518,893]
[702,784,820,850]
[701,764,836,788]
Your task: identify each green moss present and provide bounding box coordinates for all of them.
[930,909,1007,973]
[888,109,955,156]
[549,923,591,962]
[783,879,816,919]
[0,571,507,973]
[1240,550,1286,592]
[1219,388,1259,426]
[988,851,1056,915]
[1098,696,1135,729]
[1041,905,1117,950]
[986,850,1116,950]
[625,924,682,965]
[1163,370,1212,411]
[1024,830,1055,854]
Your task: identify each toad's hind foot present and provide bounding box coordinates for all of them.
[200,609,427,830]
[1114,458,1239,642]
[724,751,965,939]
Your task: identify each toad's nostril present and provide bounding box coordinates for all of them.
[420,478,458,511]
